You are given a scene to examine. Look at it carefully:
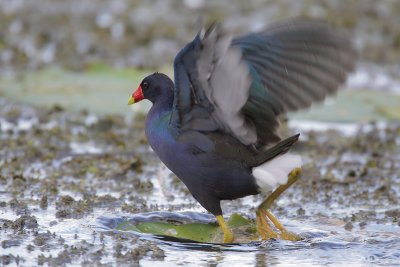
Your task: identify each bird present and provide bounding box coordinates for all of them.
[128,19,355,243]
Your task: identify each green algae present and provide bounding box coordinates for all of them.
[0,65,154,115]
[1,67,400,122]
[291,89,400,122]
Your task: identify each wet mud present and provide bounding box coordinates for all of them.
[1,97,399,266]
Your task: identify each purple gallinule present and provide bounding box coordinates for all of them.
[128,20,355,243]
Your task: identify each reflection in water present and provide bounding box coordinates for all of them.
[97,211,400,266]
[1,96,400,265]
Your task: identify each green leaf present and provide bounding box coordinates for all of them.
[136,222,219,243]
[116,213,258,243]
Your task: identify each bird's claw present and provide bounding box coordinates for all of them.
[256,210,278,239]
[279,230,302,241]
[256,167,303,241]
[256,209,302,241]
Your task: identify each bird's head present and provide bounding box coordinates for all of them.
[128,73,173,105]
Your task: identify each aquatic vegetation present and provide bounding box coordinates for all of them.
[1,94,399,265]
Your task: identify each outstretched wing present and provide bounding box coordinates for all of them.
[234,20,356,144]
[171,20,356,147]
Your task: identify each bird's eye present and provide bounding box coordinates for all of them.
[142,82,149,90]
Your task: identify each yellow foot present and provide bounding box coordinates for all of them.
[265,210,302,241]
[280,230,302,241]
[255,167,303,241]
[256,209,302,241]
[216,215,234,243]
[256,210,278,239]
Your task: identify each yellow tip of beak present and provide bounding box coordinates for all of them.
[127,96,135,105]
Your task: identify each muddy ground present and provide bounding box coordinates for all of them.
[1,1,400,265]
[1,0,400,72]
[0,96,399,266]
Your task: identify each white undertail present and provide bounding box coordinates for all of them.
[252,153,302,194]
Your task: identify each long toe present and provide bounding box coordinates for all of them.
[279,230,303,241]
[256,210,278,240]
[264,210,303,241]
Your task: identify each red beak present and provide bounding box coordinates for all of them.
[128,85,144,105]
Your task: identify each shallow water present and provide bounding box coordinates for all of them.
[2,0,400,263]
[97,211,400,267]
[1,98,400,266]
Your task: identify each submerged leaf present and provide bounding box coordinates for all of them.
[116,213,258,243]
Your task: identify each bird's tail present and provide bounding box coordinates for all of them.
[249,133,300,167]
[250,134,302,193]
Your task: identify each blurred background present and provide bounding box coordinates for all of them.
[1,0,400,70]
[1,1,400,266]
[1,0,400,115]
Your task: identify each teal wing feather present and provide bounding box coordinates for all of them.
[233,20,356,145]
[171,20,356,152]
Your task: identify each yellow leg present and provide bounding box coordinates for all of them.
[256,167,303,241]
[216,215,234,243]
[258,168,302,211]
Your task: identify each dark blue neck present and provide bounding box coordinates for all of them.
[146,90,174,127]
